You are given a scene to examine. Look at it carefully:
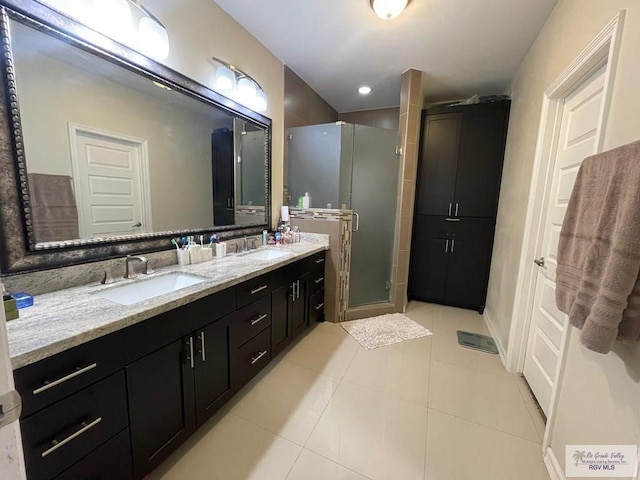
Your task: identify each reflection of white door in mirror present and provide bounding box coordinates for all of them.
[68,123,152,239]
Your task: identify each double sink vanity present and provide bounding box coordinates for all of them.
[8,238,328,480]
[0,2,321,479]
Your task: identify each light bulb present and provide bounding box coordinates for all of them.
[254,89,268,112]
[237,78,257,107]
[89,0,134,45]
[39,0,84,19]
[137,17,169,61]
[215,65,236,92]
[371,0,409,20]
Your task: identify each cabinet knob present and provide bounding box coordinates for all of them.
[534,257,545,267]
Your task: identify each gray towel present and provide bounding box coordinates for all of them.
[28,173,80,243]
[556,140,640,354]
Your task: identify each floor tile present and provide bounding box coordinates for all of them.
[425,409,549,480]
[284,325,360,378]
[430,325,505,374]
[343,337,431,405]
[231,360,340,445]
[429,360,541,442]
[305,381,428,480]
[286,449,371,480]
[150,414,301,480]
[514,375,547,441]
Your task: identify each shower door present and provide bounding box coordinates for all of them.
[349,125,398,307]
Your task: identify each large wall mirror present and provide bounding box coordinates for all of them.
[0,1,271,274]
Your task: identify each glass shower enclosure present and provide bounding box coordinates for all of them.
[287,122,398,308]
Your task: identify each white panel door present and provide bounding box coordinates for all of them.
[72,129,148,238]
[523,66,606,416]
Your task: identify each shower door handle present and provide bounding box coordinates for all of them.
[352,212,360,232]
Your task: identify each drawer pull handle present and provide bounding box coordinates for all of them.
[444,218,461,222]
[251,350,268,365]
[41,417,102,458]
[250,285,268,295]
[315,303,325,311]
[251,314,268,326]
[315,258,325,264]
[314,277,324,284]
[33,363,98,395]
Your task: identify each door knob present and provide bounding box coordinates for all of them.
[534,257,545,267]
[132,222,142,228]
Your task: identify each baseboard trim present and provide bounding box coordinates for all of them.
[482,308,508,368]
[543,447,565,480]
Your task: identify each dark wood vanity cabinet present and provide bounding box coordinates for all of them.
[271,251,325,357]
[127,338,196,479]
[14,250,326,480]
[410,101,509,313]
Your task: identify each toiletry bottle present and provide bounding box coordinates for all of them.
[262,230,268,245]
[302,192,311,209]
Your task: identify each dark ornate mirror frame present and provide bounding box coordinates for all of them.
[0,0,272,274]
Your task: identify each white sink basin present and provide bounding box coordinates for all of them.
[245,249,292,261]
[97,273,206,305]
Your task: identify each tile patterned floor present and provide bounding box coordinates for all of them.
[151,302,550,480]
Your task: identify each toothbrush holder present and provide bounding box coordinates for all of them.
[176,249,190,266]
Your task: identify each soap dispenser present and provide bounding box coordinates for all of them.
[302,192,311,209]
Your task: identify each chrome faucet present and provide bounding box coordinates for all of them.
[242,236,249,252]
[124,255,149,279]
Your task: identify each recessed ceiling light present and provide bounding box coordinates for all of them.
[358,86,372,95]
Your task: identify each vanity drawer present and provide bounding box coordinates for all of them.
[308,251,327,274]
[54,428,132,480]
[21,371,129,480]
[308,289,325,323]
[236,272,274,308]
[15,331,125,417]
[232,328,271,388]
[309,270,325,295]
[230,295,271,347]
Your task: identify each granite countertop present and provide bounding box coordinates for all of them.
[7,235,329,369]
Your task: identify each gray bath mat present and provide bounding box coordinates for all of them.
[457,331,498,354]
[341,313,432,349]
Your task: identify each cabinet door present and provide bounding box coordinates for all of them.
[194,317,232,427]
[415,113,462,216]
[126,338,196,480]
[409,236,450,302]
[271,284,291,357]
[454,106,508,218]
[290,275,308,340]
[445,240,491,310]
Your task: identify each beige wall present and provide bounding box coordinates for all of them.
[486,0,640,469]
[147,0,284,228]
[339,107,400,131]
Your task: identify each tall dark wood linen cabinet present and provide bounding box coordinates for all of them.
[409,101,510,313]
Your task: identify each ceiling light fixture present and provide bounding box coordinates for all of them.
[358,86,372,95]
[211,56,268,113]
[38,0,170,60]
[370,0,409,20]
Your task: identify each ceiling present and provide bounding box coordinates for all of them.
[214,0,557,113]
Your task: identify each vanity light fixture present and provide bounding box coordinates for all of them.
[370,0,409,20]
[37,0,170,60]
[358,86,372,95]
[211,56,268,113]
